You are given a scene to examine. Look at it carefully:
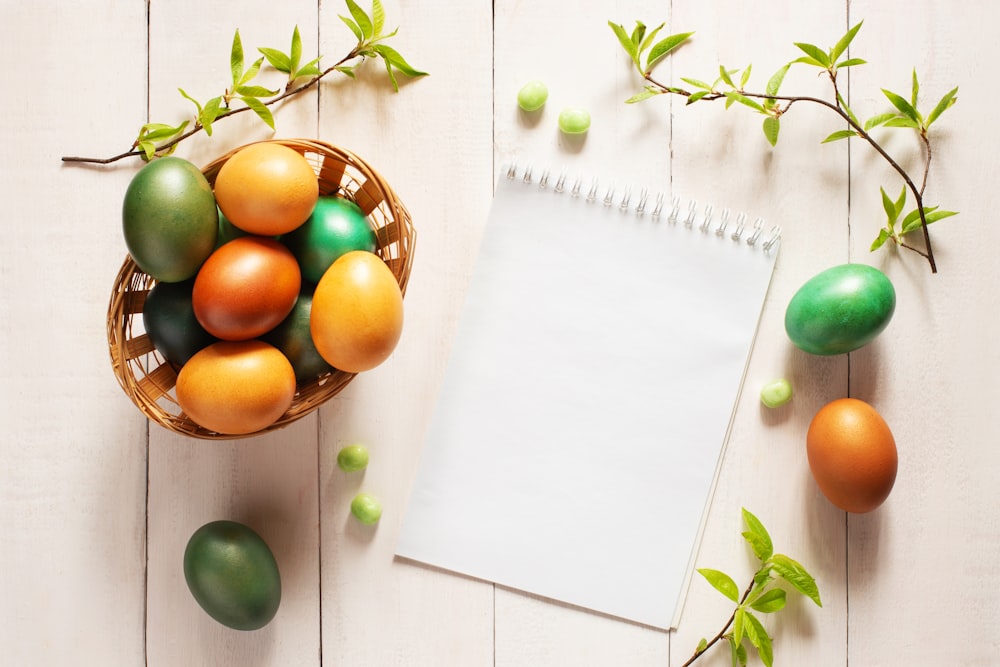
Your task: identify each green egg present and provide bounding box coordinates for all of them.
[122,156,219,282]
[784,264,896,355]
[142,279,217,365]
[350,493,382,525]
[282,196,377,284]
[517,80,549,111]
[262,293,334,383]
[558,108,591,134]
[183,520,281,631]
[337,444,370,472]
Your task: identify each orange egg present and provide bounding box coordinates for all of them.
[310,251,403,373]
[192,236,301,341]
[213,142,319,235]
[806,398,898,513]
[176,340,296,435]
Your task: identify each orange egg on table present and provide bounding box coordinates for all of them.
[176,340,296,435]
[806,397,898,513]
[192,236,301,341]
[310,251,403,373]
[213,142,319,236]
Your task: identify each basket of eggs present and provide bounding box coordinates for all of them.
[107,138,415,439]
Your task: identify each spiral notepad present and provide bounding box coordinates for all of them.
[397,164,780,630]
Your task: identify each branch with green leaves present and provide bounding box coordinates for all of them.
[683,509,822,667]
[609,19,957,273]
[62,0,426,165]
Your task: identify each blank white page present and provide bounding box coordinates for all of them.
[396,166,779,629]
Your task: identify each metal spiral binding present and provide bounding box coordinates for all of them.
[501,162,781,252]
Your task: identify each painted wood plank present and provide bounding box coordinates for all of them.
[845,3,1000,664]
[142,2,322,665]
[0,2,148,663]
[490,0,674,664]
[315,1,496,664]
[666,3,851,665]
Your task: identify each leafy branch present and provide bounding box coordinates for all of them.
[683,509,822,667]
[609,19,958,273]
[62,0,426,164]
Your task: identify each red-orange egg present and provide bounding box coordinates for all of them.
[192,236,301,341]
[806,398,898,513]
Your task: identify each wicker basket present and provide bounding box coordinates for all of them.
[107,138,416,440]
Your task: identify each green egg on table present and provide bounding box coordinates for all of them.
[517,80,548,111]
[337,444,370,472]
[183,520,281,631]
[262,293,334,383]
[784,263,895,355]
[122,156,219,282]
[351,493,383,525]
[282,195,378,284]
[558,107,591,134]
[142,279,217,366]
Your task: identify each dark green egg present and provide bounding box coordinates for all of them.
[142,279,217,365]
[282,195,377,284]
[785,263,896,355]
[183,520,281,631]
[263,293,334,382]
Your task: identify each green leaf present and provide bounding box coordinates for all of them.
[138,140,156,161]
[736,642,748,666]
[831,21,863,63]
[765,64,789,97]
[864,112,896,131]
[639,23,665,54]
[686,90,709,104]
[880,185,902,224]
[822,129,856,143]
[626,88,662,104]
[290,25,303,71]
[630,21,647,54]
[791,55,825,68]
[259,46,291,73]
[893,185,907,217]
[762,116,780,146]
[230,29,245,86]
[901,208,958,234]
[911,68,920,107]
[236,84,279,97]
[239,56,264,87]
[753,564,774,587]
[241,95,274,129]
[645,32,694,73]
[372,0,385,37]
[741,508,773,561]
[609,22,639,69]
[793,42,830,68]
[698,568,739,602]
[138,120,188,142]
[883,116,922,129]
[200,97,224,135]
[749,588,787,613]
[836,57,867,68]
[870,227,891,251]
[696,638,708,653]
[335,64,357,79]
[837,91,861,126]
[882,88,921,123]
[726,91,765,113]
[728,636,740,667]
[719,64,736,88]
[372,43,429,82]
[345,0,373,40]
[743,612,774,667]
[926,86,958,127]
[733,607,746,645]
[178,87,203,115]
[740,63,752,89]
[340,15,364,42]
[293,56,322,80]
[769,554,822,607]
[680,77,712,91]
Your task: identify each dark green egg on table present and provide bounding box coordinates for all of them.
[183,520,282,631]
[785,263,896,355]
[263,293,335,382]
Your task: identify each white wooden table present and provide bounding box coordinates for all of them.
[3,1,995,665]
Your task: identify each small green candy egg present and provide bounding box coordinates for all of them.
[558,108,591,134]
[336,444,370,473]
[517,80,548,111]
[350,493,383,525]
[760,378,793,408]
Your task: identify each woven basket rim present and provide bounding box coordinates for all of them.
[108,138,415,440]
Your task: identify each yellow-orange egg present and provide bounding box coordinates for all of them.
[310,251,403,373]
[806,398,898,513]
[176,340,296,435]
[213,142,319,236]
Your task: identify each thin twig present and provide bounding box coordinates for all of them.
[681,578,757,667]
[61,51,359,165]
